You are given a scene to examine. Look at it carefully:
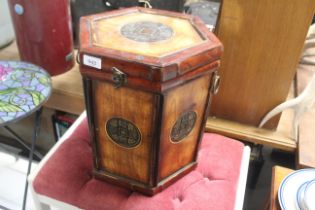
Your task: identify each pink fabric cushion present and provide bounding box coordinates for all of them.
[34,117,244,210]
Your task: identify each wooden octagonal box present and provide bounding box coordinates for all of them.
[79,7,222,195]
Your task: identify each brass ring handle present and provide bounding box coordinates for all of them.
[211,72,220,94]
[76,52,81,65]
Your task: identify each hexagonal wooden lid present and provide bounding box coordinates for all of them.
[91,11,204,58]
[79,7,222,89]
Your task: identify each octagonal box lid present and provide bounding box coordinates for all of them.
[79,7,222,92]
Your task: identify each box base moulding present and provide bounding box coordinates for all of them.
[93,162,197,196]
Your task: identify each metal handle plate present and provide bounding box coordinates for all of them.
[112,67,127,88]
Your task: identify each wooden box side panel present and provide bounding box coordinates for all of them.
[92,81,156,184]
[158,75,211,180]
[210,0,315,129]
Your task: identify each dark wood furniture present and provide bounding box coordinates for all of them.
[79,7,222,195]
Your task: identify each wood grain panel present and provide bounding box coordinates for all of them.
[93,81,157,184]
[158,75,211,180]
[210,0,315,129]
[205,117,296,152]
[270,166,294,210]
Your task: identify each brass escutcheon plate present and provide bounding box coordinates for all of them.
[171,111,197,142]
[106,117,141,148]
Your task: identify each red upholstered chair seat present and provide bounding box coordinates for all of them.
[30,113,248,210]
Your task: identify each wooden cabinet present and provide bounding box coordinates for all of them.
[210,0,315,129]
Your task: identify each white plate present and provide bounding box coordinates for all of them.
[304,179,315,210]
[279,169,315,210]
[296,181,309,210]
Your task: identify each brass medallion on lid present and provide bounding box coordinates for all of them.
[121,21,174,42]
